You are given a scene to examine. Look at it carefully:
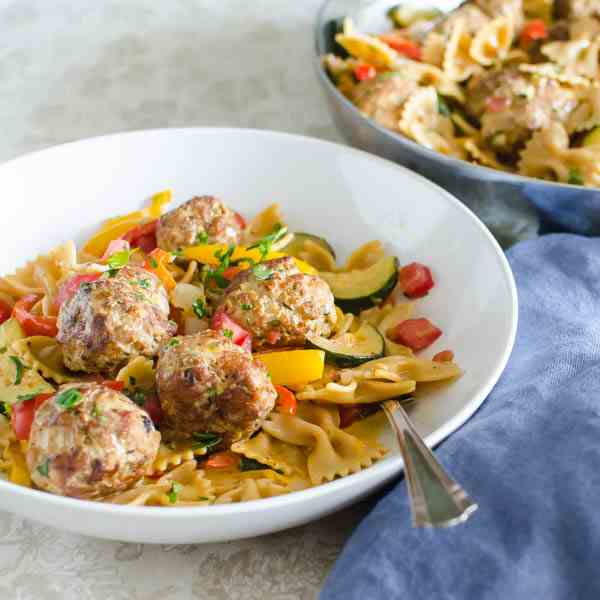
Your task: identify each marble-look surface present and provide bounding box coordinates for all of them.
[0,1,535,598]
[0,1,369,598]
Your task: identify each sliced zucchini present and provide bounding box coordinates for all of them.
[283,233,336,259]
[583,127,600,147]
[320,256,399,314]
[388,4,442,27]
[309,323,384,367]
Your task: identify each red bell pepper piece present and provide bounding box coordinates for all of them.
[399,262,434,298]
[12,295,58,337]
[387,318,442,351]
[54,273,101,309]
[275,385,297,416]
[211,308,252,352]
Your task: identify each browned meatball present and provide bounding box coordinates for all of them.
[27,383,160,499]
[465,68,577,154]
[217,257,336,350]
[156,196,242,251]
[352,75,418,131]
[57,266,176,374]
[156,331,277,445]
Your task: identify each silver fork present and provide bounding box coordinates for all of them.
[382,399,478,528]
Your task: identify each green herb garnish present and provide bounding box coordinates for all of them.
[241,303,253,311]
[128,389,146,406]
[129,376,137,386]
[167,481,183,504]
[239,457,271,472]
[9,356,26,385]
[0,402,8,418]
[92,403,102,418]
[568,168,584,186]
[253,263,274,280]
[37,459,50,477]
[195,231,209,245]
[16,392,40,402]
[107,248,134,271]
[55,388,83,410]
[191,432,222,451]
[247,224,287,261]
[192,299,206,319]
[167,338,181,348]
[222,329,233,339]
[172,248,184,258]
[437,93,451,117]
[136,279,151,289]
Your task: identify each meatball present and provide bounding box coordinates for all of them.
[27,383,160,499]
[465,68,577,154]
[352,75,418,131]
[217,257,336,350]
[156,331,277,445]
[156,196,242,251]
[57,265,176,374]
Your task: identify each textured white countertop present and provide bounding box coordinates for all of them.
[0,1,374,598]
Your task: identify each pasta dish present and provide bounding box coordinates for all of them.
[323,0,600,186]
[0,192,460,506]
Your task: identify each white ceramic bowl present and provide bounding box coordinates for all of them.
[0,128,517,543]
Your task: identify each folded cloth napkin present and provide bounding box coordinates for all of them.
[321,234,600,600]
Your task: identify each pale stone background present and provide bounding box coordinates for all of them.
[0,1,373,598]
[0,1,536,597]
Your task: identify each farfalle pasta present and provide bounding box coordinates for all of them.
[0,192,460,506]
[323,2,600,186]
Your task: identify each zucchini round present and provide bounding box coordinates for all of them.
[583,127,600,147]
[309,323,384,367]
[320,256,399,314]
[283,233,336,260]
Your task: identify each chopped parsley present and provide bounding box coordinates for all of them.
[106,248,135,275]
[568,168,584,186]
[128,389,147,406]
[252,263,274,280]
[9,356,26,385]
[192,299,207,319]
[0,402,8,417]
[172,248,184,258]
[37,459,50,477]
[167,481,183,504]
[206,245,236,289]
[149,257,158,269]
[239,457,272,472]
[195,231,209,245]
[136,279,151,289]
[92,403,102,418]
[16,392,40,402]
[191,432,222,451]
[55,388,82,411]
[167,338,181,348]
[222,328,233,339]
[241,303,253,311]
[247,224,287,261]
[437,93,451,117]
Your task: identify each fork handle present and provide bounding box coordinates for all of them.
[382,400,478,528]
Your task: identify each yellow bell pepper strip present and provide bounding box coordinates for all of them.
[5,442,31,487]
[82,190,172,258]
[182,245,317,275]
[144,248,177,291]
[255,349,325,386]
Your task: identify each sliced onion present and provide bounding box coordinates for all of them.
[170,282,205,314]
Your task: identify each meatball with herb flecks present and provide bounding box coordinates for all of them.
[156,196,242,251]
[57,265,176,374]
[217,256,336,350]
[27,383,160,499]
[156,331,277,446]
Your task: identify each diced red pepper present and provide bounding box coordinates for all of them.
[339,404,363,428]
[12,295,58,337]
[0,299,12,325]
[275,385,297,416]
[379,35,422,60]
[12,393,54,440]
[223,266,243,281]
[520,19,547,47]
[141,392,163,425]
[122,220,158,254]
[102,380,125,392]
[399,263,434,298]
[354,63,377,81]
[211,308,252,351]
[387,318,442,351]
[433,350,454,362]
[486,95,510,113]
[204,451,240,469]
[54,273,102,309]
[234,212,247,230]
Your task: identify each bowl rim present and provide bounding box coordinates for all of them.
[313,0,594,194]
[0,126,519,520]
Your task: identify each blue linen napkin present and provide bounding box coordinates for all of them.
[321,234,600,600]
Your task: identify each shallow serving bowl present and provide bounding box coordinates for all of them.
[315,0,600,236]
[0,128,517,543]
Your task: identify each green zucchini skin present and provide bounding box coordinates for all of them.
[283,232,336,260]
[309,323,385,367]
[327,257,399,315]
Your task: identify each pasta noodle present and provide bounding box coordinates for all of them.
[566,86,600,133]
[470,17,514,67]
[10,336,75,384]
[443,19,482,82]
